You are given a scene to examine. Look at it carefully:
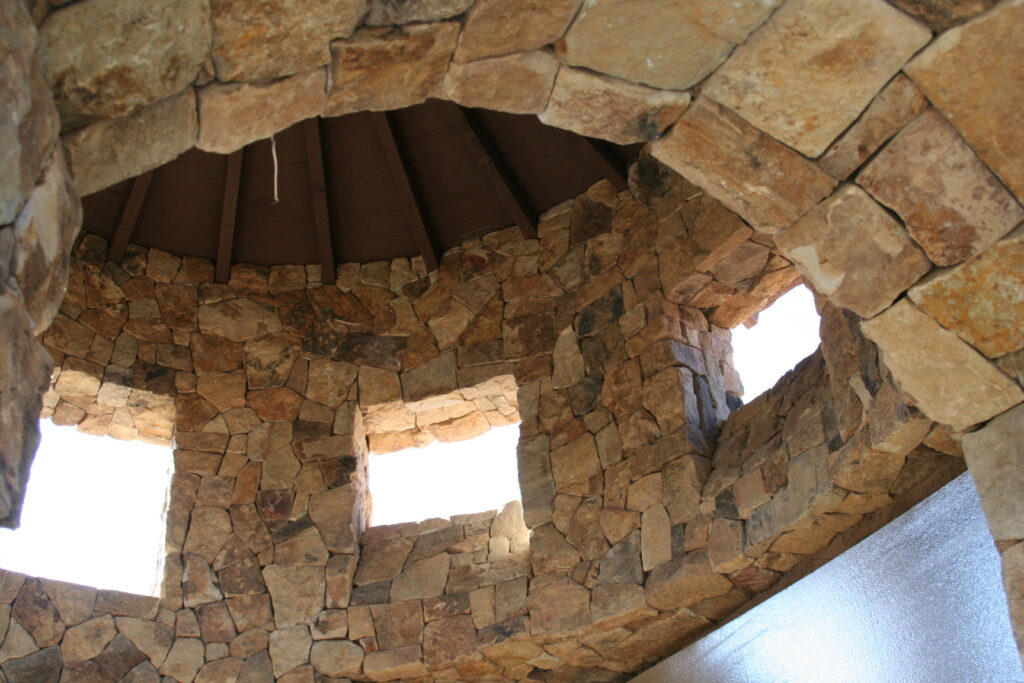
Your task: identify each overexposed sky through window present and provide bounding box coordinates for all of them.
[0,421,172,596]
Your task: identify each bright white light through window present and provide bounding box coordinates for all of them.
[731,284,821,401]
[0,420,172,596]
[368,423,521,526]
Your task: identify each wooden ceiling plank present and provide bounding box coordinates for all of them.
[108,170,153,261]
[577,136,628,191]
[371,111,439,271]
[449,106,537,239]
[303,118,337,284]
[215,150,243,283]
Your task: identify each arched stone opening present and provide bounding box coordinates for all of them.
[2,0,1023,679]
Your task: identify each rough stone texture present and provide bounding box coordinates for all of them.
[858,109,1024,267]
[704,0,931,157]
[904,0,1024,202]
[442,50,559,115]
[862,300,1023,431]
[559,0,779,90]
[62,88,198,198]
[325,23,460,117]
[197,68,326,154]
[540,67,691,145]
[888,0,999,31]
[962,403,1024,541]
[910,226,1024,359]
[366,0,474,25]
[310,639,363,678]
[653,97,837,234]
[37,0,210,126]
[775,184,931,318]
[455,0,581,63]
[210,0,367,82]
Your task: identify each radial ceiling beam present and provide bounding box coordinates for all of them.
[215,150,243,283]
[577,137,628,191]
[303,117,337,284]
[108,170,153,262]
[371,111,439,272]
[449,106,537,240]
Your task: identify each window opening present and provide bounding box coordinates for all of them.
[0,420,172,597]
[367,423,521,526]
[730,284,821,401]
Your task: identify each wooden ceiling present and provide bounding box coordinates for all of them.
[80,99,638,283]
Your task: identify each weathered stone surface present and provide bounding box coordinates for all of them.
[551,327,585,390]
[37,0,210,124]
[402,351,457,405]
[704,0,930,157]
[158,638,204,682]
[443,50,558,115]
[910,227,1024,358]
[40,579,95,627]
[390,553,451,602]
[263,566,325,628]
[275,527,329,566]
[310,639,363,678]
[95,633,146,679]
[210,0,366,82]
[197,602,237,643]
[645,550,733,610]
[861,300,1023,431]
[858,109,1024,266]
[455,0,580,62]
[354,536,413,585]
[63,88,198,198]
[904,0,1024,202]
[539,67,690,145]
[963,403,1024,541]
[199,299,283,343]
[269,624,312,678]
[776,184,931,318]
[550,433,601,489]
[13,580,64,647]
[325,23,460,116]
[1,646,62,682]
[819,75,929,180]
[61,614,116,662]
[197,68,326,155]
[196,657,244,683]
[528,577,590,635]
[641,504,671,571]
[654,97,836,234]
[183,506,232,563]
[307,359,358,408]
[115,618,174,669]
[591,583,654,628]
[363,644,428,681]
[309,486,359,554]
[560,0,779,90]
[423,615,476,666]
[367,0,473,25]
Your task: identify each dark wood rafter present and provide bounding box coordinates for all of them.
[449,106,537,240]
[215,150,243,283]
[371,111,440,271]
[303,117,337,284]
[577,137,628,191]
[108,170,153,261]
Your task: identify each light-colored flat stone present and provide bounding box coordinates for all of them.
[442,50,559,115]
[653,97,836,234]
[858,109,1024,267]
[704,0,931,157]
[197,68,326,154]
[904,0,1024,202]
[963,403,1024,540]
[861,299,1023,431]
[775,184,931,318]
[540,66,690,145]
[455,0,581,63]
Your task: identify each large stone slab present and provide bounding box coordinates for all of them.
[703,0,931,157]
[198,298,283,342]
[910,226,1024,358]
[442,50,558,115]
[325,23,460,117]
[210,0,367,82]
[861,299,1023,431]
[858,109,1024,267]
[197,68,326,154]
[653,97,836,234]
[904,0,1024,202]
[962,403,1024,541]
[539,67,690,145]
[775,184,931,318]
[559,0,779,90]
[63,88,197,198]
[37,0,210,125]
[455,0,581,63]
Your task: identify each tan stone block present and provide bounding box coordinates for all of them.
[527,577,591,635]
[390,554,451,602]
[644,549,733,610]
[640,504,672,571]
[654,97,836,234]
[963,403,1024,541]
[910,227,1024,358]
[455,0,581,62]
[354,535,413,585]
[310,639,363,679]
[775,184,932,318]
[268,624,312,678]
[861,300,1023,431]
[159,638,204,681]
[443,50,558,114]
[540,66,690,145]
[198,298,283,343]
[262,566,325,628]
[326,23,460,116]
[704,0,931,157]
[904,0,1024,202]
[707,518,747,574]
[363,644,429,681]
[550,432,602,489]
[859,109,1024,266]
[369,601,423,650]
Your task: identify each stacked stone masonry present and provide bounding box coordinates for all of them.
[1,0,1023,678]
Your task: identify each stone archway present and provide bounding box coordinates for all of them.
[2,0,1023,678]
